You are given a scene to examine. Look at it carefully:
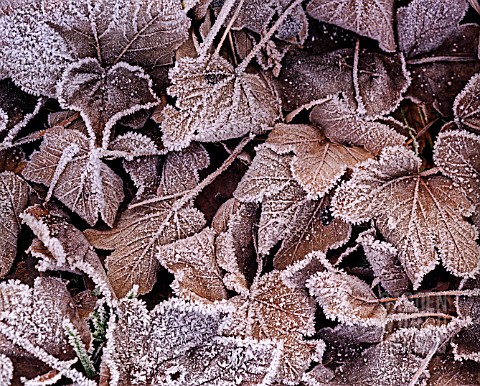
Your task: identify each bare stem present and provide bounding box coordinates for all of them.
[236,0,304,74]
[407,56,477,65]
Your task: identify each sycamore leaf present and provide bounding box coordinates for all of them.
[0,277,90,361]
[397,0,468,59]
[434,129,480,204]
[310,96,407,155]
[333,146,480,289]
[306,0,396,52]
[0,354,12,386]
[0,171,29,277]
[226,271,318,384]
[22,128,124,227]
[306,261,387,326]
[157,227,228,302]
[43,0,190,73]
[57,58,159,143]
[85,198,205,298]
[356,229,409,296]
[266,124,371,198]
[161,54,281,150]
[104,297,282,386]
[454,73,480,134]
[21,205,115,299]
[275,48,410,117]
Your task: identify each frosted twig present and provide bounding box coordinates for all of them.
[352,38,366,115]
[214,0,246,57]
[285,97,332,123]
[407,56,478,65]
[378,288,480,304]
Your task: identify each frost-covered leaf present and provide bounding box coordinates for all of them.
[22,128,124,226]
[0,277,90,361]
[275,49,410,116]
[310,96,407,155]
[0,171,29,277]
[157,143,209,196]
[266,124,371,198]
[356,229,409,296]
[21,205,114,299]
[306,261,387,326]
[397,0,468,58]
[43,0,190,74]
[333,146,480,288]
[434,129,480,206]
[454,73,480,134]
[105,297,281,386]
[57,58,159,143]
[226,271,317,383]
[306,0,396,52]
[428,356,480,386]
[161,55,281,149]
[85,198,206,298]
[0,354,12,386]
[157,227,228,302]
[274,194,351,269]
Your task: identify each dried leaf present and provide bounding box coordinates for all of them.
[22,128,124,227]
[0,354,12,386]
[0,277,90,361]
[21,205,114,298]
[306,260,387,326]
[310,96,407,155]
[0,171,29,277]
[356,229,409,296]
[333,146,480,288]
[454,73,480,134]
[105,297,282,386]
[266,124,371,198]
[157,227,228,302]
[306,0,396,52]
[57,58,159,142]
[162,55,281,150]
[226,271,317,383]
[428,356,480,386]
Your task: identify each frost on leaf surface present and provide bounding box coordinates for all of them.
[0,171,29,278]
[226,271,317,384]
[306,261,387,326]
[105,297,281,386]
[323,322,463,386]
[21,205,114,299]
[453,73,480,134]
[434,129,480,205]
[306,0,396,52]
[57,58,159,144]
[0,354,12,386]
[333,146,480,289]
[0,277,90,361]
[157,227,228,302]
[22,127,124,227]
[310,96,407,155]
[266,124,371,198]
[428,356,480,386]
[161,55,281,149]
[275,48,410,117]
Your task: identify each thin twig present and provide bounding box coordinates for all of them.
[214,0,245,57]
[285,97,332,123]
[407,56,477,65]
[352,38,366,114]
[378,289,480,304]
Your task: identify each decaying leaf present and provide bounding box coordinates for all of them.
[57,58,160,143]
[0,277,90,361]
[454,73,480,134]
[104,297,282,386]
[21,205,114,298]
[0,354,12,386]
[226,271,318,384]
[310,96,407,155]
[161,54,281,149]
[22,127,124,227]
[306,0,396,52]
[306,255,387,326]
[428,356,480,386]
[0,171,29,277]
[266,124,370,197]
[157,227,228,302]
[333,145,480,288]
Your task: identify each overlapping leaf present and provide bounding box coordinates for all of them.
[161,54,281,149]
[22,128,124,226]
[333,146,480,288]
[453,73,480,134]
[0,171,29,278]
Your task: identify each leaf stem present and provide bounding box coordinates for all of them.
[378,289,480,304]
[407,56,477,65]
[236,0,304,74]
[352,38,366,115]
[214,0,246,57]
